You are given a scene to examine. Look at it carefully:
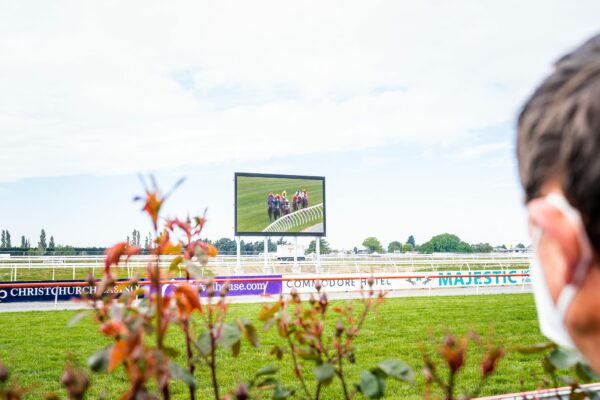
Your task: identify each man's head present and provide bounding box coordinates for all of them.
[517,33,600,371]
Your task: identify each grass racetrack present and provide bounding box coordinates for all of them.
[236,176,324,234]
[0,294,545,399]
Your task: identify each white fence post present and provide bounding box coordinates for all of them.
[263,237,270,274]
[316,237,321,274]
[235,236,243,274]
[292,237,300,273]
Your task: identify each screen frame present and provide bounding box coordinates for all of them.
[234,172,327,237]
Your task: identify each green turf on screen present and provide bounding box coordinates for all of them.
[0,294,546,399]
[236,176,324,233]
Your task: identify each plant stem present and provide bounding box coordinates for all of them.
[447,370,455,400]
[183,319,196,400]
[315,382,322,400]
[154,251,170,400]
[208,304,220,400]
[337,350,350,400]
[286,335,311,400]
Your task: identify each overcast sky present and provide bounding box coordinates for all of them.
[1,1,599,250]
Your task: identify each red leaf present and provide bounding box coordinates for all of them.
[142,192,164,230]
[109,340,127,372]
[124,246,141,257]
[100,320,128,337]
[174,284,202,315]
[105,242,128,272]
[198,242,218,257]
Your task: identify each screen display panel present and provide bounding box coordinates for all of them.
[235,173,326,236]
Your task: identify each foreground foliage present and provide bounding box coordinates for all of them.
[1,178,597,399]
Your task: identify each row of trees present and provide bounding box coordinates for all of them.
[362,234,526,254]
[1,228,524,256]
[0,228,54,250]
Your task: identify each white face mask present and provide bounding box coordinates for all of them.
[530,193,593,349]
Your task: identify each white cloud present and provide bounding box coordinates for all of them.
[458,142,511,160]
[0,1,599,182]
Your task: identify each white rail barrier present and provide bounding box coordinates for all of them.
[0,253,531,282]
[262,203,323,233]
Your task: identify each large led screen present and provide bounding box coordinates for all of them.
[235,173,326,236]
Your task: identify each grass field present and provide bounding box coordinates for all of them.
[236,176,324,233]
[0,294,549,399]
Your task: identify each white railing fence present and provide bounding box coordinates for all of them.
[0,253,532,282]
[263,203,324,233]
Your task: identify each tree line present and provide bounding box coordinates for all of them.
[361,233,526,254]
[0,227,525,256]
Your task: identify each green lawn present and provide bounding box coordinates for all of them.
[0,294,546,399]
[236,176,324,233]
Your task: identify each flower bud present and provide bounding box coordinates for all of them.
[481,348,504,377]
[206,278,215,298]
[422,367,434,383]
[367,277,375,287]
[290,288,300,303]
[335,320,344,338]
[86,272,96,287]
[309,294,316,305]
[444,334,456,348]
[235,383,249,400]
[315,280,322,293]
[319,294,328,313]
[61,365,90,400]
[220,283,230,297]
[0,361,8,383]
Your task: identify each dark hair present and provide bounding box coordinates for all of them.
[517,33,600,252]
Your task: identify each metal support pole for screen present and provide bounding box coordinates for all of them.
[235,236,243,274]
[293,237,299,273]
[263,237,270,274]
[316,237,321,274]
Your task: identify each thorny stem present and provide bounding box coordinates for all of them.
[183,319,196,400]
[446,370,455,400]
[286,334,311,400]
[153,251,170,400]
[208,297,220,400]
[336,346,350,400]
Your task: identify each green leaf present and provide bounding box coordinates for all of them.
[576,362,600,383]
[314,363,335,385]
[255,377,278,389]
[169,256,184,273]
[67,311,89,328]
[196,331,211,357]
[163,346,180,358]
[549,348,581,369]
[298,347,321,361]
[169,362,197,390]
[356,370,385,399]
[87,346,110,373]
[219,323,242,350]
[258,303,280,322]
[377,360,414,383]
[270,345,285,360]
[238,318,260,347]
[232,339,241,357]
[515,342,557,354]
[255,364,278,377]
[272,384,294,400]
[185,260,206,279]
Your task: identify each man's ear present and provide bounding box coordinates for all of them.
[528,198,581,283]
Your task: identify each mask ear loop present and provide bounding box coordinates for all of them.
[545,193,593,285]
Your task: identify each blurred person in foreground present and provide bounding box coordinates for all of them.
[517,33,600,372]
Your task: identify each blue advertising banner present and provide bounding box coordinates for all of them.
[0,280,140,303]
